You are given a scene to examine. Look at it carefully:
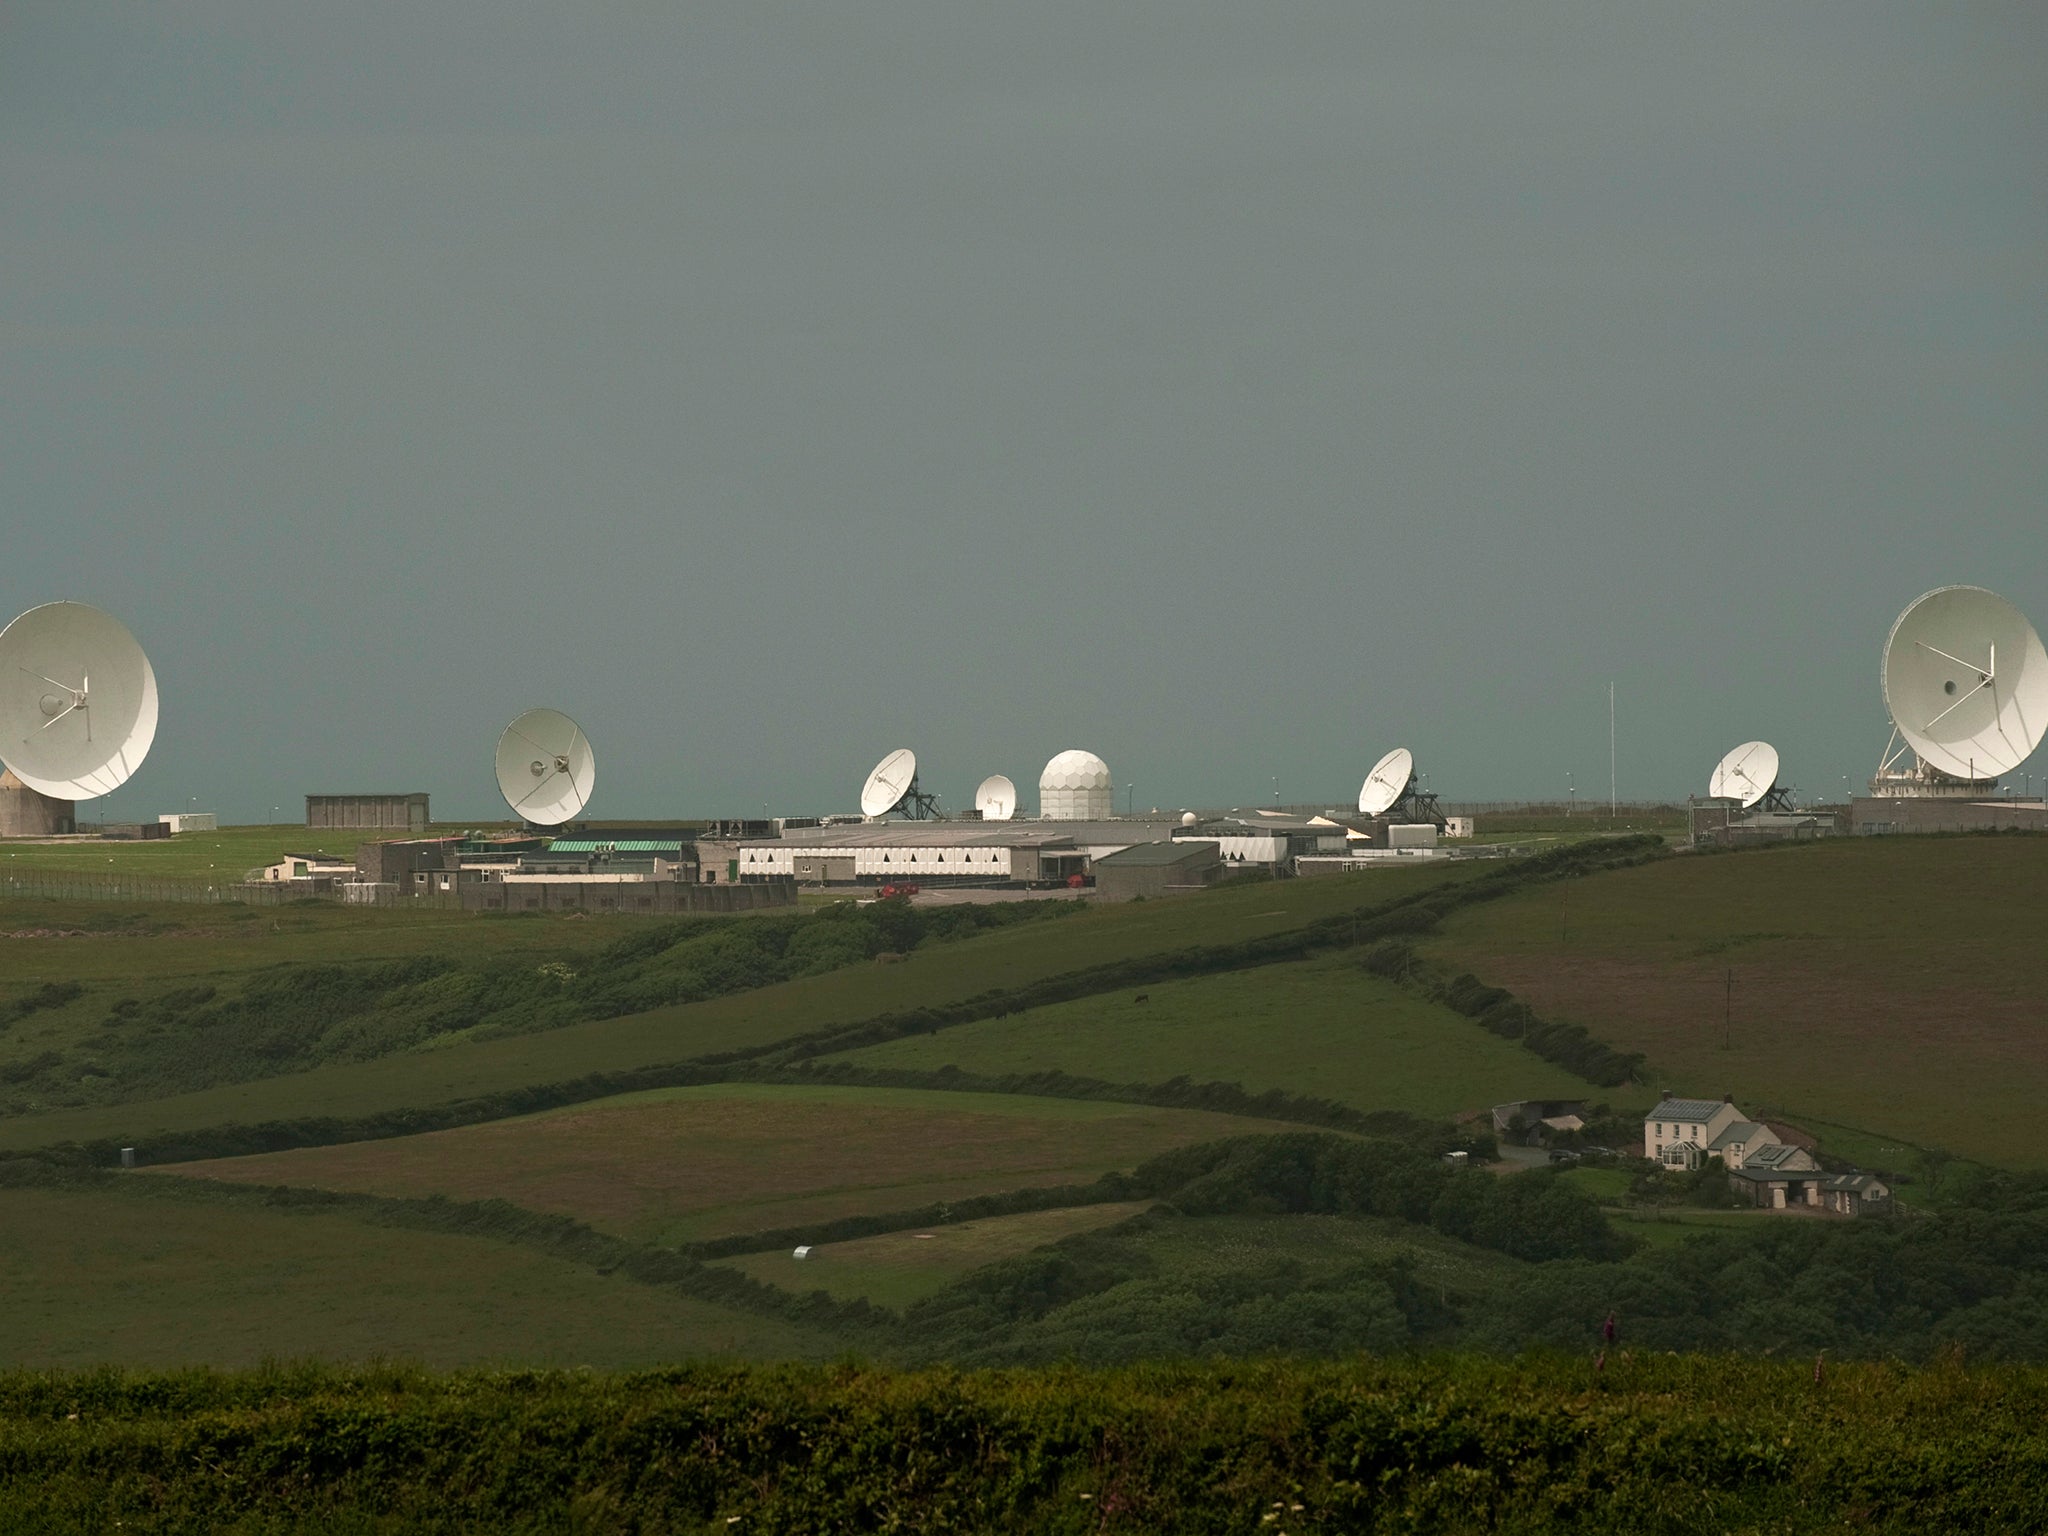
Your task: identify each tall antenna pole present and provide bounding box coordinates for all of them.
[1609,681,1616,817]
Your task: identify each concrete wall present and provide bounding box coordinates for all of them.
[459,877,796,914]
[0,772,76,836]
[1851,797,2048,835]
[307,794,430,831]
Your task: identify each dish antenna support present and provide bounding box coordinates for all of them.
[1870,586,2048,797]
[495,709,596,827]
[860,748,942,820]
[1357,746,1445,826]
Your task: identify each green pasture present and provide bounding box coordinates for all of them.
[832,953,1604,1120]
[1427,836,2048,1167]
[164,1083,1305,1244]
[0,865,1470,1151]
[715,1201,1156,1309]
[0,1182,830,1369]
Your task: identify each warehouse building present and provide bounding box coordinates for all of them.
[1090,840,1223,900]
[306,792,430,831]
[1849,796,2048,836]
[734,818,1183,889]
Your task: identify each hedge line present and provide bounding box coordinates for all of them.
[6,834,1662,1170]
[1,1356,2040,1534]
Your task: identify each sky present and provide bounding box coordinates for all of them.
[4,3,2044,822]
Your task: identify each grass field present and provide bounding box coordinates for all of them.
[715,1201,1156,1308]
[0,865,1471,1151]
[0,1182,831,1369]
[831,953,1607,1119]
[1426,836,2048,1167]
[163,1083,1307,1243]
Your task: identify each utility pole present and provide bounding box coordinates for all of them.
[1724,968,1733,1050]
[1609,681,1616,818]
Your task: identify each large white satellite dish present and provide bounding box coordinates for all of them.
[974,774,1017,821]
[1881,586,2048,784]
[0,602,159,799]
[495,709,595,825]
[1358,747,1414,817]
[861,748,920,819]
[1709,740,1782,811]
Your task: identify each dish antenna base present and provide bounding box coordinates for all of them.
[1752,785,1797,813]
[1385,784,1445,827]
[1870,728,1997,799]
[893,776,943,821]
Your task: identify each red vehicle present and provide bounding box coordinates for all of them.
[875,882,920,900]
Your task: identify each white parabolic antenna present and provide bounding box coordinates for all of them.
[0,602,159,799]
[1709,740,1780,810]
[1883,586,2048,781]
[495,709,595,825]
[974,774,1017,821]
[1358,747,1414,817]
[861,748,919,818]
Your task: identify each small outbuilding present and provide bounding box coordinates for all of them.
[1089,840,1223,900]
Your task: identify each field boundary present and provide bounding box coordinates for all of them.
[4,835,1662,1168]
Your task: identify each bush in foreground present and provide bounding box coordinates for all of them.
[0,1356,2042,1534]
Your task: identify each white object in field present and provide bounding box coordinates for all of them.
[1358,747,1414,817]
[1709,741,1781,809]
[1881,586,2048,781]
[792,1245,812,1260]
[974,774,1017,821]
[1387,823,1437,849]
[1038,749,1112,819]
[1180,810,1198,826]
[0,602,159,798]
[861,748,919,818]
[495,709,596,825]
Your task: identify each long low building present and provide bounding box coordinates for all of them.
[732,819,1184,887]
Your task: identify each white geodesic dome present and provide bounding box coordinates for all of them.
[1039,749,1113,819]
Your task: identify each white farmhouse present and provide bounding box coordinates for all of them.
[1643,1091,1748,1170]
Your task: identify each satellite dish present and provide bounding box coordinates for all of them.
[495,709,595,825]
[974,774,1017,821]
[1358,748,1414,817]
[861,748,919,818]
[0,602,159,799]
[1882,586,2048,782]
[1709,740,1781,810]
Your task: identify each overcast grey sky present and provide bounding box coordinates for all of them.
[4,3,2044,821]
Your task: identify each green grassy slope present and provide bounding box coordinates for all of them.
[833,953,1603,1119]
[1426,837,2048,1166]
[0,1182,832,1369]
[161,1083,1307,1243]
[715,1201,1156,1308]
[0,866,1469,1150]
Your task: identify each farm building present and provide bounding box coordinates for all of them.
[1849,796,2048,836]
[1491,1099,1590,1139]
[306,792,430,831]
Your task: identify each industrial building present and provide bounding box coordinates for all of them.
[0,769,74,836]
[1090,840,1223,900]
[1848,796,2048,836]
[306,792,431,831]
[732,819,1184,888]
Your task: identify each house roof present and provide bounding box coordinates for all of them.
[1730,1162,1817,1184]
[1093,840,1218,868]
[1822,1173,1888,1193]
[1646,1098,1731,1123]
[1708,1120,1766,1150]
[1741,1143,1813,1171]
